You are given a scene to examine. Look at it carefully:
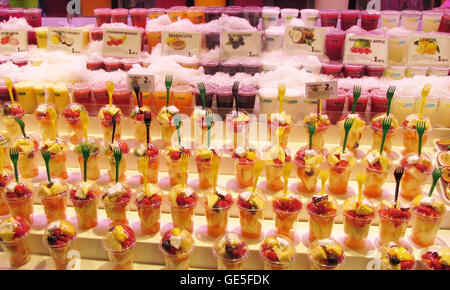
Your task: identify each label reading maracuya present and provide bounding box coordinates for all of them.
[161,31,202,57]
[305,81,337,100]
[220,31,262,60]
[407,34,449,66]
[343,34,388,67]
[0,30,27,54]
[283,25,325,55]
[47,27,85,54]
[103,28,141,58]
[127,73,155,93]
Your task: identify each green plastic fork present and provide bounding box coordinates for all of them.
[307,121,316,150]
[9,147,19,182]
[14,118,27,138]
[173,113,182,145]
[165,75,173,108]
[428,167,444,197]
[385,85,396,116]
[112,144,122,183]
[81,143,91,182]
[197,82,206,110]
[351,85,361,114]
[416,121,426,157]
[379,116,392,155]
[41,149,53,186]
[206,110,213,147]
[342,117,354,153]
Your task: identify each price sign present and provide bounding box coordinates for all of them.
[47,27,85,55]
[407,34,449,66]
[305,81,337,100]
[103,28,141,58]
[343,34,388,67]
[127,73,155,93]
[220,31,262,60]
[161,31,202,57]
[283,26,325,55]
[0,30,27,54]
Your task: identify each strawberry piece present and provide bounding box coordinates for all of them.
[263,250,278,262]
[176,194,187,206]
[400,260,415,270]
[170,151,181,160]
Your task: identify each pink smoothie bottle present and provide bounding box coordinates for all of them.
[325,28,346,61]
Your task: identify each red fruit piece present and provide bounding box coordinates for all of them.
[263,249,278,262]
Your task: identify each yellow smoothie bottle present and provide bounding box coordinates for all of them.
[14,81,37,114]
[53,82,70,113]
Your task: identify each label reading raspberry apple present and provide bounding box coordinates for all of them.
[220,31,262,60]
[407,34,450,66]
[283,26,325,55]
[0,30,27,54]
[127,73,155,93]
[103,28,141,58]
[161,31,202,57]
[343,34,388,67]
[47,27,85,55]
[305,81,337,100]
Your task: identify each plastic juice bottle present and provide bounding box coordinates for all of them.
[340,10,360,31]
[325,29,345,61]
[422,11,443,32]
[52,83,70,113]
[437,94,450,128]
[35,27,48,49]
[388,32,409,66]
[381,10,400,29]
[186,7,205,24]
[146,30,161,53]
[151,87,168,115]
[14,82,37,114]
[390,93,416,123]
[172,85,193,115]
[148,8,165,19]
[33,82,55,105]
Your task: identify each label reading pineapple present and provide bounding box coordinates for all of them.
[407,34,449,66]
[47,27,85,55]
[161,31,202,58]
[0,30,27,54]
[283,26,325,55]
[343,34,388,67]
[305,81,337,100]
[103,28,141,58]
[220,31,262,60]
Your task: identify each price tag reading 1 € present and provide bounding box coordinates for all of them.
[0,30,27,54]
[407,34,450,66]
[103,28,141,58]
[47,27,85,55]
[220,31,262,60]
[305,81,337,100]
[127,73,155,93]
[343,34,388,67]
[283,26,325,55]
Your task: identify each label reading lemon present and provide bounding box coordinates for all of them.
[407,34,449,66]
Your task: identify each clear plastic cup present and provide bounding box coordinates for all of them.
[212,232,248,270]
[343,211,375,250]
[273,205,301,239]
[136,152,159,185]
[17,143,39,179]
[401,10,421,31]
[360,10,380,31]
[172,85,194,115]
[0,173,10,215]
[295,157,321,193]
[5,185,33,225]
[86,57,104,71]
[14,81,37,114]
[111,8,128,24]
[148,8,165,19]
[167,6,186,22]
[94,8,111,26]
[0,217,30,268]
[98,104,122,143]
[71,195,98,230]
[130,8,147,28]
[379,242,416,270]
[89,27,103,41]
[234,158,256,188]
[301,9,319,26]
[322,62,343,77]
[340,10,359,31]
[266,161,288,192]
[43,224,77,270]
[204,190,233,238]
[135,186,162,235]
[102,228,136,270]
[400,160,432,201]
[428,66,449,76]
[196,154,221,190]
[262,7,279,29]
[170,202,197,234]
[186,7,205,24]
[166,156,188,186]
[320,9,338,28]
[422,11,443,32]
[325,29,346,61]
[238,205,264,239]
[226,111,249,150]
[244,6,262,27]
[308,238,344,270]
[411,208,443,248]
[402,124,432,155]
[205,6,224,22]
[280,8,298,25]
[40,182,67,223]
[363,166,389,198]
[307,202,337,242]
[146,30,162,53]
[264,29,283,52]
[371,122,397,154]
[103,197,130,226]
[160,244,193,270]
[24,8,42,27]
[327,158,355,195]
[62,104,83,145]
[378,206,411,245]
[381,10,400,29]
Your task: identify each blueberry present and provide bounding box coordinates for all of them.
[162,239,171,251]
[327,254,339,265]
[225,244,234,256]
[213,204,220,213]
[306,170,315,177]
[47,235,57,245]
[388,255,400,265]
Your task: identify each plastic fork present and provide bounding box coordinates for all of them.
[140,156,149,194]
[252,159,265,193]
[282,161,292,194]
[428,167,444,197]
[206,110,213,147]
[393,166,404,208]
[356,172,366,204]
[211,154,220,192]
[307,121,316,150]
[197,82,206,110]
[144,111,152,146]
[3,76,14,102]
[320,170,329,195]
[131,78,141,109]
[232,81,239,114]
[379,116,392,155]
[106,81,114,107]
[80,142,91,182]
[416,121,426,157]
[80,108,89,141]
[418,83,432,118]
[278,83,285,113]
[49,107,57,139]
[0,146,4,174]
[111,111,119,143]
[173,113,182,146]
[14,118,27,138]
[165,75,173,108]
[9,147,19,182]
[180,152,189,189]
[342,117,354,153]
[385,85,396,116]
[112,144,122,183]
[351,85,361,114]
[41,149,53,186]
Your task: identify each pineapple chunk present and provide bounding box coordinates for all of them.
[200,149,213,160]
[379,156,391,171]
[273,245,288,263]
[246,151,256,161]
[39,185,52,197]
[60,221,75,237]
[388,246,412,261]
[265,237,278,248]
[251,194,265,209]
[440,249,450,266]
[356,203,373,216]
[48,143,62,154]
[310,245,327,261]
[171,227,181,236]
[328,154,340,166]
[104,232,123,251]
[328,244,343,257]
[207,193,219,208]
[113,226,128,242]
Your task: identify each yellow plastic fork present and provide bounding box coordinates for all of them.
[3,76,14,102]
[356,172,367,204]
[418,83,432,118]
[282,161,292,194]
[252,159,265,193]
[107,81,114,107]
[211,154,220,192]
[80,109,89,141]
[139,156,149,194]
[180,152,189,189]
[49,107,57,139]
[320,170,329,195]
[278,83,285,113]
[0,145,3,173]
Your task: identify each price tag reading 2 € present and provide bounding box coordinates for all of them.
[283,26,325,55]
[220,31,262,60]
[343,34,388,67]
[305,81,337,100]
[0,30,27,54]
[47,27,85,54]
[103,28,141,58]
[127,73,155,93]
[161,31,202,57]
[407,34,449,66]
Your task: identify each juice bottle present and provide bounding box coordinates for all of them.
[35,27,48,49]
[93,8,111,26]
[319,9,338,28]
[111,8,128,24]
[381,10,400,29]
[340,10,359,31]
[401,10,421,31]
[172,85,193,115]
[422,11,443,32]
[130,8,147,28]
[186,7,205,24]
[387,29,409,66]
[14,82,37,114]
[360,10,380,31]
[148,8,165,19]
[151,86,168,115]
[325,28,346,61]
[24,8,42,27]
[52,83,70,113]
[167,6,186,22]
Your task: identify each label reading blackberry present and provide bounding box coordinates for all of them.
[220,31,262,60]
